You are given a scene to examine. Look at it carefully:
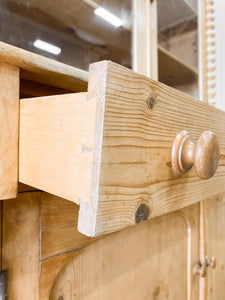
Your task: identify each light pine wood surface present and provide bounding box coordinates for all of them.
[39,194,93,300]
[19,92,96,204]
[0,63,19,200]
[0,191,201,300]
[132,0,158,79]
[1,192,94,300]
[2,192,40,300]
[40,251,79,300]
[51,204,200,300]
[0,42,88,92]
[205,193,225,299]
[40,193,92,260]
[78,60,225,237]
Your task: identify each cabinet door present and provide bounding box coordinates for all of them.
[205,194,225,299]
[50,204,200,300]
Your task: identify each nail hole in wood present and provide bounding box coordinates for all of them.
[135,203,150,223]
[58,297,63,300]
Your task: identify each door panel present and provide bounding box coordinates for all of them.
[50,204,199,300]
[205,194,225,299]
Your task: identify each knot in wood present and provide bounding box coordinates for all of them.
[135,203,150,223]
[147,96,156,109]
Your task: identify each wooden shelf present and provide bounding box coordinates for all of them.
[158,45,198,87]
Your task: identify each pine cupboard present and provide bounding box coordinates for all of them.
[0,34,223,298]
[0,0,222,298]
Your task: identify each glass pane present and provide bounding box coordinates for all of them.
[1,0,132,71]
[157,0,198,98]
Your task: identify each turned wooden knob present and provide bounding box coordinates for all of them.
[171,131,220,179]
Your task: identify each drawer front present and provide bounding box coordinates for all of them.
[78,61,225,237]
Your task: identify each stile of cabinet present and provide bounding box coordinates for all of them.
[0,39,225,300]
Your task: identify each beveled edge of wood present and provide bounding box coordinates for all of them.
[78,61,108,237]
[0,41,88,92]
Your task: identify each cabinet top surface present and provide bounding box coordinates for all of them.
[0,41,88,92]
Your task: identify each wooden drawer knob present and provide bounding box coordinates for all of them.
[171,131,220,179]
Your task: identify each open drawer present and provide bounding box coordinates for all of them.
[1,46,224,237]
[15,60,224,237]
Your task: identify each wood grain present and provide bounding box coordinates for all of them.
[146,0,158,79]
[0,42,88,92]
[51,205,199,300]
[2,192,40,300]
[39,192,97,299]
[40,251,79,300]
[132,0,146,75]
[19,92,96,204]
[78,60,225,237]
[205,193,225,299]
[132,0,158,79]
[0,63,19,200]
[1,191,95,300]
[40,193,92,260]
